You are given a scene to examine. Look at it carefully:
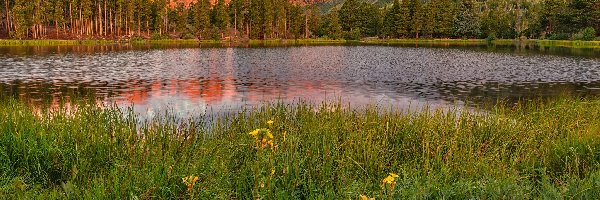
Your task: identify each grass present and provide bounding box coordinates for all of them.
[1,97,600,199]
[536,40,600,48]
[2,38,600,49]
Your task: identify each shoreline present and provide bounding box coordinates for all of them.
[1,38,599,48]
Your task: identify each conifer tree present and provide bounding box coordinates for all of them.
[194,0,210,39]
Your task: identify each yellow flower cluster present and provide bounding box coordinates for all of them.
[382,173,398,184]
[182,175,199,193]
[248,120,276,150]
[359,194,375,200]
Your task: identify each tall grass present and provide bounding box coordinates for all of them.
[1,97,600,199]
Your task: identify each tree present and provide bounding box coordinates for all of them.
[11,0,30,39]
[324,10,342,39]
[382,0,401,38]
[194,0,211,39]
[453,0,480,38]
[409,0,423,38]
[398,0,411,37]
[423,0,436,38]
[339,0,360,32]
[307,6,321,38]
[436,0,454,38]
[212,0,230,38]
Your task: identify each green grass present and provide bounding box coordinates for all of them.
[2,38,600,49]
[1,97,600,199]
[536,40,600,48]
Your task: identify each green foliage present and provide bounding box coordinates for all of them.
[577,27,596,41]
[453,0,480,38]
[486,32,496,43]
[0,0,599,41]
[193,0,211,39]
[339,0,380,38]
[343,28,361,40]
[150,33,165,40]
[548,33,570,40]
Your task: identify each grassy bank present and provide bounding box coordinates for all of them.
[2,38,600,48]
[1,97,600,199]
[0,38,347,47]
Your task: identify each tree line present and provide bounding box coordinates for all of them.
[0,0,599,40]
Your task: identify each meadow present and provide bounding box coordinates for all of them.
[1,96,600,199]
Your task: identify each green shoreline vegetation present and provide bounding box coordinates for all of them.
[1,97,600,199]
[1,38,600,49]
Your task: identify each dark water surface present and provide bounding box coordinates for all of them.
[1,44,599,117]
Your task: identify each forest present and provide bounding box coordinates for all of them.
[0,0,599,41]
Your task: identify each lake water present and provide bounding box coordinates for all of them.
[1,44,600,118]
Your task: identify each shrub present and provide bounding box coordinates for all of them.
[486,32,497,43]
[150,33,165,40]
[571,28,596,41]
[580,27,596,41]
[343,28,361,41]
[181,33,196,40]
[547,33,569,40]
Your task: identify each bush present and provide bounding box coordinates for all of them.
[486,32,497,43]
[150,33,165,40]
[343,28,361,41]
[581,27,596,41]
[571,28,596,41]
[130,36,145,43]
[547,33,569,40]
[181,33,196,40]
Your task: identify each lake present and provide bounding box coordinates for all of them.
[1,44,600,118]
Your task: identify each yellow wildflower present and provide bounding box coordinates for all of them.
[267,120,274,125]
[249,129,260,137]
[182,175,199,193]
[360,194,375,200]
[382,176,394,184]
[382,173,398,184]
[266,131,274,139]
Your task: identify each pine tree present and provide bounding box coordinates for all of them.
[398,0,410,37]
[194,0,211,39]
[453,0,480,38]
[436,0,454,38]
[409,0,422,38]
[383,0,401,38]
[339,0,360,32]
[212,0,229,37]
[12,0,30,39]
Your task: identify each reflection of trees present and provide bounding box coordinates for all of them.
[429,81,600,106]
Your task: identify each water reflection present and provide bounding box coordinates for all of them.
[1,45,599,117]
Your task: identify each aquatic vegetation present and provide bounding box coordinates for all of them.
[1,97,600,199]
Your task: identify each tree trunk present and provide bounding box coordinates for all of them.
[234,9,237,37]
[56,21,59,37]
[104,0,107,36]
[305,10,309,38]
[4,0,9,34]
[69,2,73,34]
